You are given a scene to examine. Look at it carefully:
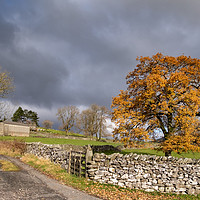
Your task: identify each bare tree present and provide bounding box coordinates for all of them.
[0,101,17,122]
[56,105,79,135]
[42,120,54,129]
[77,104,110,140]
[0,68,14,121]
[77,109,93,138]
[0,68,14,98]
[98,105,110,140]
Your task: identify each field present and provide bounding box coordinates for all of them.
[0,135,200,159]
[0,136,120,146]
[36,128,85,137]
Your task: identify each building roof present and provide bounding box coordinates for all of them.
[1,120,30,127]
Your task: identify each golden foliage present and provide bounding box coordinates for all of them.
[111,53,200,154]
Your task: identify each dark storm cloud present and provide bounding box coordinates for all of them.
[1,0,200,113]
[0,14,17,46]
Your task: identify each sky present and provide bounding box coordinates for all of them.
[1,0,200,128]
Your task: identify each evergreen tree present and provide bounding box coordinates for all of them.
[12,107,39,126]
[28,110,39,126]
[12,107,24,122]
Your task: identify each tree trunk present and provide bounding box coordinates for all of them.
[165,150,172,156]
[95,132,98,141]
[99,128,102,141]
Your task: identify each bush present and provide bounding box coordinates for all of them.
[0,140,26,156]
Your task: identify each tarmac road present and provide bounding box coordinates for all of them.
[0,155,101,200]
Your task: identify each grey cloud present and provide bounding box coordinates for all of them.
[0,42,69,107]
[0,14,17,47]
[1,0,200,117]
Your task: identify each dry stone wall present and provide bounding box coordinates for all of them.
[26,143,86,170]
[26,143,200,195]
[87,153,200,195]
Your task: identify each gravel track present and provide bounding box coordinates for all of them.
[0,155,101,200]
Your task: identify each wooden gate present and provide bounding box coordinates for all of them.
[67,150,86,177]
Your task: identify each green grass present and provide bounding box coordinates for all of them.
[0,136,120,146]
[122,148,200,159]
[37,127,85,137]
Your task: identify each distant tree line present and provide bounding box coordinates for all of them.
[56,104,110,140]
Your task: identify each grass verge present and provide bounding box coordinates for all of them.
[0,160,20,171]
[0,140,26,157]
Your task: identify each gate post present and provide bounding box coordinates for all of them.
[68,148,72,174]
[85,145,93,178]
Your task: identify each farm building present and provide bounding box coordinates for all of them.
[0,121,30,137]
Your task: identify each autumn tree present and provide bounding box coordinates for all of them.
[56,105,79,135]
[77,104,110,140]
[112,53,200,156]
[42,120,54,129]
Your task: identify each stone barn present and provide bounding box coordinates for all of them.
[0,121,30,137]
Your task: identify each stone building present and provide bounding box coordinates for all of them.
[0,121,30,137]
